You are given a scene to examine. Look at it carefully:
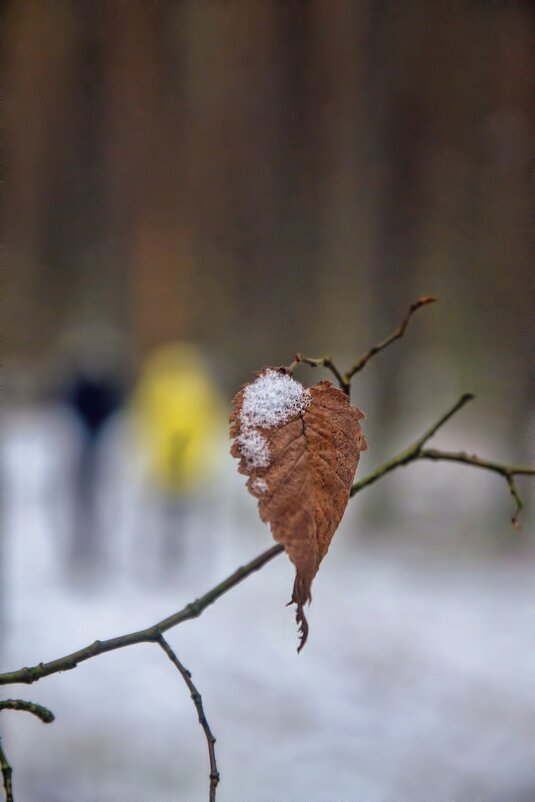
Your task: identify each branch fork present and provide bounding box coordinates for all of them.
[289,295,437,395]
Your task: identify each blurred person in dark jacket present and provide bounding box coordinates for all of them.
[57,329,129,580]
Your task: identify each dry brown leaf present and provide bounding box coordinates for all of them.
[230,366,367,651]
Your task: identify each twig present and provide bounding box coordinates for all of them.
[350,394,475,495]
[288,353,348,393]
[292,296,437,394]
[505,475,524,529]
[410,393,475,448]
[157,635,219,802]
[0,741,13,802]
[350,394,535,525]
[0,700,54,724]
[344,296,437,380]
[419,449,533,529]
[0,545,283,688]
[0,701,55,802]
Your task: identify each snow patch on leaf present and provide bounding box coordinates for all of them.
[251,477,268,494]
[236,369,311,469]
[240,369,311,430]
[237,430,270,468]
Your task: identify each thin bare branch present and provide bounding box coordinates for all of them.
[0,741,13,802]
[411,393,475,447]
[345,296,437,381]
[418,449,535,478]
[506,475,523,530]
[157,635,219,802]
[350,395,534,526]
[420,448,533,528]
[291,297,437,395]
[0,701,55,802]
[350,394,475,495]
[0,545,283,688]
[0,700,54,724]
[291,353,348,394]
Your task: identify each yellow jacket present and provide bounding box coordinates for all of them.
[133,344,224,493]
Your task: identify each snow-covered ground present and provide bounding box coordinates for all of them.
[1,406,533,802]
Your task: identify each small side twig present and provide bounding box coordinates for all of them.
[0,699,55,802]
[350,394,534,526]
[292,296,437,394]
[290,354,348,394]
[505,475,524,529]
[350,393,475,495]
[0,700,55,724]
[345,295,437,381]
[420,449,532,529]
[411,393,475,449]
[156,635,219,802]
[0,741,13,802]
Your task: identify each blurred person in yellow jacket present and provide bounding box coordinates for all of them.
[131,342,226,579]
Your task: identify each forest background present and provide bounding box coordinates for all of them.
[2,2,533,801]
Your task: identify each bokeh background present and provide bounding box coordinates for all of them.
[2,2,533,801]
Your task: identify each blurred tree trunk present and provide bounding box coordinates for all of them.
[5,1,78,362]
[4,0,532,450]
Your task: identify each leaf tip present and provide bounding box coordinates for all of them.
[295,603,309,654]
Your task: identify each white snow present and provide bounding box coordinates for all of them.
[240,369,311,430]
[237,429,270,469]
[251,477,268,494]
[237,369,310,468]
[2,405,534,802]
